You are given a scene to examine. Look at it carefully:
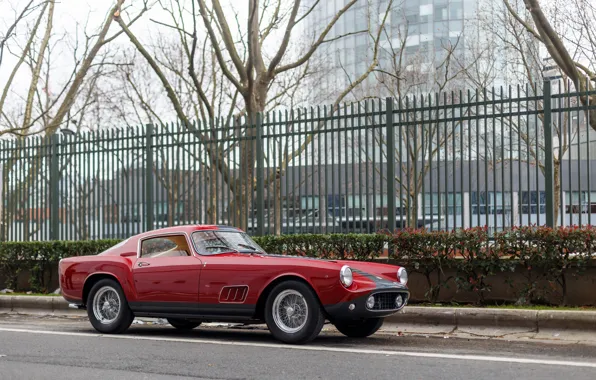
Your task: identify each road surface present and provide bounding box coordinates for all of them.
[1,314,595,379]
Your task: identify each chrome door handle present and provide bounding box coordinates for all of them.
[138,262,150,267]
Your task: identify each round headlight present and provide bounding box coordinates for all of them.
[340,265,353,287]
[397,267,408,285]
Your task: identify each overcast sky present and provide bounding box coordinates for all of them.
[0,0,254,96]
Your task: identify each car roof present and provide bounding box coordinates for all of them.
[99,224,244,256]
[135,224,243,239]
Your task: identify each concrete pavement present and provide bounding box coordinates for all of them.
[1,314,596,379]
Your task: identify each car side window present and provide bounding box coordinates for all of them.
[140,235,191,258]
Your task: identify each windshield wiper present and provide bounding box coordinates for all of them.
[238,243,258,251]
[207,245,239,253]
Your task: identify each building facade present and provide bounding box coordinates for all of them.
[304,0,516,103]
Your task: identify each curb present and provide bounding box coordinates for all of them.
[0,296,79,314]
[1,296,595,332]
[385,306,596,332]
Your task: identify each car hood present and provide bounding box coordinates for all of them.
[256,252,405,288]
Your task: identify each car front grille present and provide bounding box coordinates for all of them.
[368,292,408,311]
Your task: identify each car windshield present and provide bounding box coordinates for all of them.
[191,230,265,255]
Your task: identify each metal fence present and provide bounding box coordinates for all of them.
[2,80,596,241]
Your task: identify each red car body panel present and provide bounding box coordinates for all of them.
[59,225,409,322]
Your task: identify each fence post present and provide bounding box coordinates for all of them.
[256,113,265,236]
[145,124,154,232]
[543,80,555,227]
[50,134,60,240]
[386,98,396,232]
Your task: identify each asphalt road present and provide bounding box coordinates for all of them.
[1,314,596,380]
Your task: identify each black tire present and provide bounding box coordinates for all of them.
[86,278,134,334]
[334,318,384,338]
[264,280,325,344]
[167,318,201,330]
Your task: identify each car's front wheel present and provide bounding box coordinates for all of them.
[264,280,325,344]
[334,318,384,338]
[87,278,134,334]
[167,318,201,330]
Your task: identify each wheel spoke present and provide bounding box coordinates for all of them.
[272,289,309,334]
[92,286,121,325]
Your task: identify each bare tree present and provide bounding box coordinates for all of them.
[0,0,147,240]
[504,0,596,132]
[114,0,390,230]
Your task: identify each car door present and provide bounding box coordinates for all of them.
[131,233,202,314]
[196,253,260,318]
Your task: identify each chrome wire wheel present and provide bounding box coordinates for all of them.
[92,286,121,324]
[272,289,309,334]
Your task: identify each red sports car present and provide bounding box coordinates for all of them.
[59,225,410,344]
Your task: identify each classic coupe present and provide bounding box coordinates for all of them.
[59,225,410,344]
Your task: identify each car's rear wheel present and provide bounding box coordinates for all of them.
[334,318,384,338]
[87,278,134,334]
[167,318,201,330]
[264,280,325,344]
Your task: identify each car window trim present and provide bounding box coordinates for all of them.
[136,231,195,259]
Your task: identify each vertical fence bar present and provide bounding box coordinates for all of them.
[386,98,396,232]
[459,90,464,230]
[544,80,555,227]
[256,113,265,236]
[476,88,481,228]
[421,94,426,229]
[372,101,377,232]
[444,92,449,231]
[500,86,506,231]
[587,78,592,226]
[50,134,59,240]
[430,95,434,229]
[576,81,582,226]
[509,85,515,228]
[491,87,497,232]
[406,97,411,229]
[145,124,154,232]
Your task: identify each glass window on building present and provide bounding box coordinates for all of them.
[405,4,419,25]
[355,7,368,30]
[520,191,546,214]
[564,191,596,214]
[450,0,464,19]
[473,192,513,215]
[424,193,463,216]
[434,4,449,21]
[154,201,184,222]
[121,204,140,223]
[300,196,320,211]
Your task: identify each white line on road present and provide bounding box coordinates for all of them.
[0,326,595,369]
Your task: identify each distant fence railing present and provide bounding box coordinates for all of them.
[2,80,596,241]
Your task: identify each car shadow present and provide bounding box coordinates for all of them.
[114,324,401,347]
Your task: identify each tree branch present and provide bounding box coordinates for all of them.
[275,0,357,74]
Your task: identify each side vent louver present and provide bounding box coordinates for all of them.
[219,285,249,303]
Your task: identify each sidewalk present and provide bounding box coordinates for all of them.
[2,295,596,345]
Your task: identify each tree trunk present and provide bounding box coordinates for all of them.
[553,164,561,226]
[269,174,282,235]
[229,80,269,232]
[206,164,218,224]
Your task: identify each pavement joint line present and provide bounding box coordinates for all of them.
[0,327,596,368]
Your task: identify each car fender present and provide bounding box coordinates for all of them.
[81,260,137,302]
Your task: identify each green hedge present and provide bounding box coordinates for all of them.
[0,240,121,293]
[1,226,595,305]
[385,226,596,305]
